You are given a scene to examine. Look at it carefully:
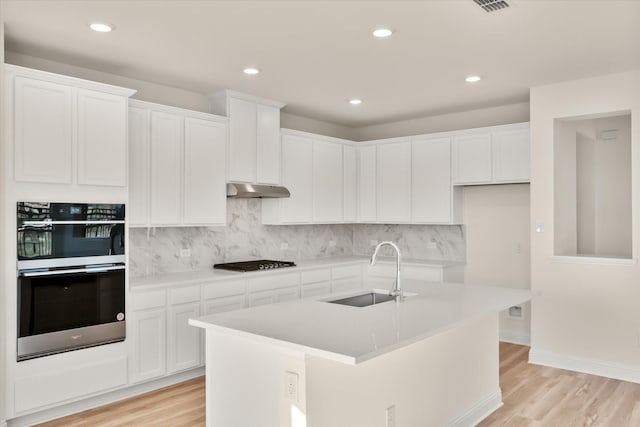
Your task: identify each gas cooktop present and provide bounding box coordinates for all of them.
[213,260,296,272]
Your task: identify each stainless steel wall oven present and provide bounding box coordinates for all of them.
[17,202,126,361]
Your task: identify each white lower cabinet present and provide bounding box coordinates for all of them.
[130,289,167,383]
[331,264,363,293]
[301,268,332,298]
[248,286,300,307]
[167,302,201,374]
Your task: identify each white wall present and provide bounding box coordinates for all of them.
[1,13,6,427]
[530,70,640,382]
[462,184,531,344]
[352,102,530,141]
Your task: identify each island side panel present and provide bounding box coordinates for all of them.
[204,330,307,427]
[305,314,501,427]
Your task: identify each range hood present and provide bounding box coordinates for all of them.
[226,183,291,198]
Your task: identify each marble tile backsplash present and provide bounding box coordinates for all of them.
[129,199,466,276]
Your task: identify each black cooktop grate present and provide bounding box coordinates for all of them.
[213,259,296,272]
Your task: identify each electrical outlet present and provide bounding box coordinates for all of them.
[426,241,437,249]
[386,405,396,427]
[179,248,191,258]
[285,371,299,402]
[328,240,336,247]
[370,240,378,246]
[281,242,289,250]
[515,242,522,254]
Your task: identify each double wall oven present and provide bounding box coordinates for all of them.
[17,202,126,361]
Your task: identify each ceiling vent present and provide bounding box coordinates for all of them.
[473,0,510,12]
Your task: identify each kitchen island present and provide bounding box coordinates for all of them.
[189,280,533,427]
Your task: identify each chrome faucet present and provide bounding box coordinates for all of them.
[370,241,403,301]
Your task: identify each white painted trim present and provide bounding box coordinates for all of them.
[529,348,640,384]
[444,388,503,427]
[0,420,7,427]
[128,99,227,123]
[4,64,136,97]
[499,332,531,346]
[280,128,355,145]
[551,255,637,266]
[6,369,204,427]
[208,89,285,109]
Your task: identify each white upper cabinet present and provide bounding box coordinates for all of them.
[492,125,530,183]
[13,76,73,184]
[411,137,452,223]
[77,89,128,186]
[128,107,150,226]
[150,111,183,226]
[256,104,282,184]
[183,118,227,225]
[209,91,284,185]
[7,65,135,192]
[128,100,227,227]
[452,132,493,184]
[262,130,355,225]
[263,133,313,224]
[313,139,343,223]
[343,145,357,222]
[377,139,412,223]
[357,145,377,223]
[452,122,530,185]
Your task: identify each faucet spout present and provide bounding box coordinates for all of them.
[370,241,403,301]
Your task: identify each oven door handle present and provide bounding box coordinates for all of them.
[19,265,126,277]
[21,220,125,226]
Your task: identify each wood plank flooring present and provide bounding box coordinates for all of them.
[38,343,640,426]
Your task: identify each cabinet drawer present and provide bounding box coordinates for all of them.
[247,272,299,292]
[301,282,331,298]
[203,279,245,299]
[168,285,201,305]
[332,277,362,293]
[404,266,443,282]
[131,289,166,311]
[332,264,361,280]
[301,268,330,285]
[204,295,245,314]
[14,356,127,413]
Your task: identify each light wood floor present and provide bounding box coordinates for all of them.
[38,343,640,426]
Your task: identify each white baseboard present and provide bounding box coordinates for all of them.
[445,388,503,427]
[499,331,531,346]
[7,368,204,427]
[529,348,640,384]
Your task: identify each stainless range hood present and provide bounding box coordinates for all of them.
[226,183,290,198]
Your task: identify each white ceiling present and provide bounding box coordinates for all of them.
[3,0,640,127]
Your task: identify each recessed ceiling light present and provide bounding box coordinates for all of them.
[89,22,114,33]
[465,75,481,83]
[243,67,260,75]
[349,99,363,105]
[372,27,394,38]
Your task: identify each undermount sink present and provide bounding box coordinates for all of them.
[326,292,397,307]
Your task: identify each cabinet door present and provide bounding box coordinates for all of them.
[247,290,275,307]
[280,134,313,223]
[77,89,127,186]
[204,295,245,315]
[13,76,73,184]
[412,137,452,223]
[150,111,182,225]
[256,104,281,185]
[183,118,227,225]
[343,145,357,222]
[452,133,492,184]
[377,141,412,222]
[128,107,150,226]
[301,282,331,298]
[167,302,201,374]
[228,97,256,183]
[492,127,530,183]
[313,140,343,222]
[131,308,166,383]
[357,145,377,222]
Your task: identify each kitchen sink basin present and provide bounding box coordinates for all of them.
[326,292,397,307]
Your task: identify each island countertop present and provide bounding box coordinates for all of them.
[189,280,533,365]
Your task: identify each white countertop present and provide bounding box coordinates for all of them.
[130,256,464,290]
[189,279,533,365]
